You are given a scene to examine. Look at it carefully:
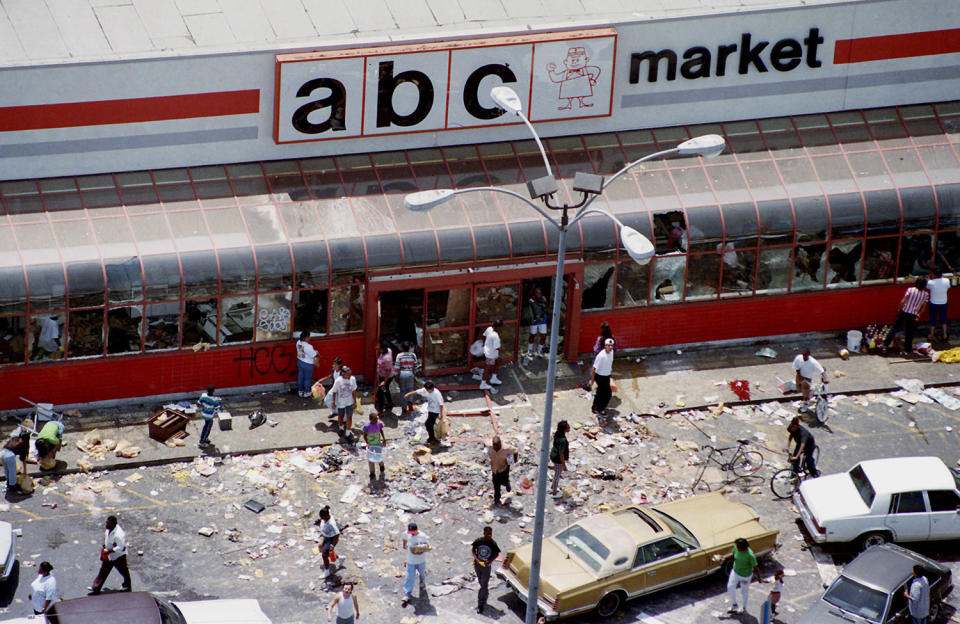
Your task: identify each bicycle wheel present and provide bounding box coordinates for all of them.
[815,394,829,423]
[771,468,800,499]
[732,450,764,476]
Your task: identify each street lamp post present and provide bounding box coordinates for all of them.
[405,87,725,624]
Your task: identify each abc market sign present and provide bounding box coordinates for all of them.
[273,24,831,145]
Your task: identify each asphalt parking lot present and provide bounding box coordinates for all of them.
[0,360,959,623]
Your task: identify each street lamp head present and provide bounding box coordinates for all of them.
[404,189,456,211]
[526,175,559,200]
[676,134,726,158]
[572,171,604,195]
[620,226,655,265]
[490,85,523,115]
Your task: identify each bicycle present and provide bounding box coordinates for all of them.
[798,380,829,424]
[770,446,821,499]
[691,439,764,491]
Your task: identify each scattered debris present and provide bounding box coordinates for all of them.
[729,380,751,400]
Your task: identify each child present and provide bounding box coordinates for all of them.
[769,568,784,615]
[362,412,387,481]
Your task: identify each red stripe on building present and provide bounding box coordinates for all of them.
[0,90,260,132]
[834,28,960,64]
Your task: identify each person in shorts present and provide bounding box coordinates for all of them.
[475,321,503,391]
[331,366,358,440]
[927,268,950,342]
[525,287,548,358]
[792,348,828,404]
[317,506,340,578]
[362,412,387,481]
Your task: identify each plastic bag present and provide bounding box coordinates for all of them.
[311,381,324,400]
[17,473,34,494]
[434,417,450,440]
[469,340,484,357]
[324,387,334,410]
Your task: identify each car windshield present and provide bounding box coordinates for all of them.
[155,598,186,624]
[822,576,888,623]
[848,465,876,508]
[649,509,699,548]
[555,524,610,572]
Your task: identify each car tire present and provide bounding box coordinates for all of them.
[719,557,733,579]
[929,600,940,622]
[859,531,888,551]
[595,591,624,618]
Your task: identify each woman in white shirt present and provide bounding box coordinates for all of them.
[29,561,57,615]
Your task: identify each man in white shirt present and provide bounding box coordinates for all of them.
[331,366,359,440]
[405,381,445,445]
[90,515,131,594]
[401,522,430,606]
[295,330,319,398]
[792,348,828,403]
[927,269,950,342]
[590,338,615,416]
[29,561,57,615]
[475,321,503,391]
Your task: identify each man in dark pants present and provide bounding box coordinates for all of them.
[90,515,131,594]
[472,526,501,614]
[787,417,820,477]
[590,338,615,416]
[486,436,517,506]
[883,277,929,355]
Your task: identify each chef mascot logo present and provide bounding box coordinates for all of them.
[545,46,601,111]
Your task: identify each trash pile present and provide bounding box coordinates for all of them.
[75,429,141,470]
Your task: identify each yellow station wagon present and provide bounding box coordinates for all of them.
[496,492,779,620]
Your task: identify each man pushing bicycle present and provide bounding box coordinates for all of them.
[792,347,828,407]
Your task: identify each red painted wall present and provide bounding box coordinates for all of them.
[2,282,948,411]
[0,334,364,410]
[577,283,936,353]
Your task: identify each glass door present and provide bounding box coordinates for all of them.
[422,288,471,372]
[470,281,521,369]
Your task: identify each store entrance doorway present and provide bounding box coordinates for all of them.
[519,276,568,360]
[368,264,583,379]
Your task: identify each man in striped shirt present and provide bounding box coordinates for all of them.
[883,278,929,355]
[197,384,221,448]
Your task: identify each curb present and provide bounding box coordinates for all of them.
[662,379,960,415]
[40,441,344,479]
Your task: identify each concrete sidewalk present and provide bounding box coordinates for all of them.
[18,334,960,478]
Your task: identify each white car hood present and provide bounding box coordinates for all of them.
[173,599,272,624]
[799,473,870,522]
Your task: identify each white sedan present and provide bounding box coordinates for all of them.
[1,592,273,624]
[794,456,960,551]
[0,521,16,581]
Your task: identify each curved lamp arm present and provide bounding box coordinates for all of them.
[404,186,561,229]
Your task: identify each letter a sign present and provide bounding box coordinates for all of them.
[273,29,616,144]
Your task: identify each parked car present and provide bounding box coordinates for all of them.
[495,492,778,620]
[0,521,16,581]
[797,543,953,624]
[0,591,274,624]
[794,456,960,550]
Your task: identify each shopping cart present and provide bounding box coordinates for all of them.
[18,397,63,435]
